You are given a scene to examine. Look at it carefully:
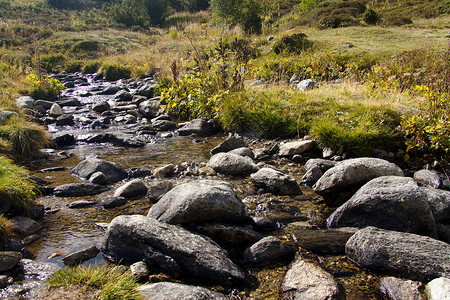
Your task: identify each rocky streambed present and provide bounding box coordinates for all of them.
[1,72,449,299]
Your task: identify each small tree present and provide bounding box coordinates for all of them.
[363,8,379,25]
[240,0,262,35]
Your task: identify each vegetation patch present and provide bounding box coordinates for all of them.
[100,63,132,81]
[0,214,13,242]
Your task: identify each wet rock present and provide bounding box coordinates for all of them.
[313,157,404,199]
[250,168,302,196]
[138,282,226,300]
[68,200,97,208]
[207,152,259,175]
[147,181,174,201]
[59,98,81,107]
[0,252,22,272]
[300,167,324,187]
[0,275,8,289]
[114,179,148,198]
[420,187,450,223]
[379,277,423,300]
[278,140,316,157]
[54,183,107,197]
[425,277,450,300]
[85,132,146,148]
[16,96,34,109]
[62,245,99,266]
[114,90,133,102]
[49,103,63,118]
[55,115,75,126]
[327,176,437,238]
[152,120,177,131]
[99,85,122,95]
[130,261,149,280]
[178,118,216,137]
[135,81,157,98]
[210,136,247,155]
[10,217,42,237]
[71,158,128,183]
[89,171,107,185]
[102,196,127,209]
[243,236,295,267]
[113,104,138,112]
[153,164,174,178]
[127,166,153,178]
[250,216,277,232]
[0,111,19,125]
[22,234,40,246]
[281,257,340,300]
[346,226,450,282]
[414,169,441,189]
[148,180,247,225]
[92,101,110,113]
[301,159,338,187]
[52,133,76,148]
[229,147,254,159]
[102,215,248,287]
[291,227,358,254]
[139,99,161,119]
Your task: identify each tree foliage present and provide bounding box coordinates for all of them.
[104,0,169,27]
[211,0,262,34]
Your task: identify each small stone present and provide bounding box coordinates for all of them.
[153,164,174,178]
[49,103,64,118]
[130,261,149,280]
[379,276,423,300]
[62,245,100,266]
[0,251,22,272]
[89,171,108,185]
[102,197,127,209]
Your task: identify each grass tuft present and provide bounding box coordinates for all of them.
[0,214,14,242]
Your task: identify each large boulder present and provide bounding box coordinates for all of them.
[250,168,302,196]
[10,216,42,237]
[148,180,247,225]
[346,227,450,282]
[102,215,248,287]
[278,140,316,157]
[313,157,404,198]
[281,257,341,300]
[178,118,215,137]
[138,282,226,300]
[71,158,128,183]
[210,136,247,155]
[114,179,148,198]
[327,176,437,238]
[207,153,259,175]
[54,182,107,197]
[135,81,157,98]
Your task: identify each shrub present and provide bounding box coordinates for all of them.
[273,33,313,55]
[40,54,65,74]
[383,15,413,26]
[83,61,101,74]
[24,73,65,101]
[240,0,262,35]
[363,8,379,25]
[100,63,132,81]
[65,61,82,73]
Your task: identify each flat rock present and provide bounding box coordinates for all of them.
[250,168,302,196]
[68,200,97,208]
[148,180,247,225]
[426,277,450,300]
[207,152,259,175]
[11,216,42,237]
[152,120,177,131]
[102,196,127,209]
[278,140,316,156]
[102,215,248,287]
[379,277,423,300]
[0,251,22,272]
[243,236,295,267]
[71,158,128,183]
[54,183,107,197]
[178,118,215,137]
[210,136,247,155]
[85,132,145,148]
[327,176,437,237]
[114,179,148,198]
[291,227,358,254]
[138,282,226,300]
[346,227,450,282]
[313,157,404,198]
[281,257,340,300]
[62,245,99,266]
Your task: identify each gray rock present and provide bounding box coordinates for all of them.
[54,183,107,197]
[102,196,127,209]
[0,111,19,125]
[52,133,76,148]
[148,180,247,225]
[114,90,133,102]
[92,101,110,113]
[250,168,302,196]
[71,158,128,183]
[296,79,316,92]
[138,282,226,300]
[281,257,340,300]
[62,245,99,266]
[68,200,97,208]
[152,120,177,131]
[437,223,450,243]
[207,152,259,175]
[346,226,450,282]
[420,187,450,223]
[55,115,75,126]
[11,216,42,237]
[229,147,254,159]
[379,277,423,300]
[49,103,63,118]
[89,171,107,185]
[99,85,122,95]
[178,118,215,137]
[102,215,248,287]
[300,167,324,187]
[327,176,437,238]
[414,169,441,189]
[210,136,247,155]
[243,236,295,267]
[135,81,157,98]
[291,227,358,254]
[0,252,22,272]
[139,99,161,119]
[147,181,174,201]
[426,277,450,300]
[304,158,338,173]
[313,157,404,197]
[59,98,81,107]
[85,132,145,148]
[152,164,174,178]
[114,179,148,198]
[112,104,137,112]
[278,140,316,156]
[130,261,149,280]
[16,96,34,109]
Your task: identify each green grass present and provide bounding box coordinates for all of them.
[0,214,14,242]
[47,265,142,300]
